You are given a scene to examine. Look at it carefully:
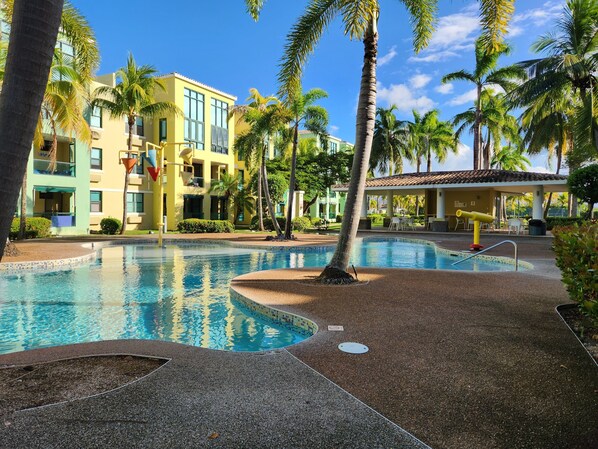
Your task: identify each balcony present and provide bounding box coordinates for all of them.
[35,212,76,228]
[33,159,76,177]
[186,177,204,188]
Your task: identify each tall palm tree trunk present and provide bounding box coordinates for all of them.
[284,122,299,239]
[426,147,431,172]
[120,117,134,235]
[318,18,378,283]
[261,158,282,236]
[257,166,264,231]
[0,0,64,260]
[473,84,482,170]
[18,171,27,239]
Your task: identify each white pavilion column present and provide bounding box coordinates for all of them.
[532,185,544,219]
[295,191,304,218]
[436,188,446,219]
[386,190,393,217]
[361,192,368,218]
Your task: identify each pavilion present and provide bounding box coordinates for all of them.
[333,170,569,231]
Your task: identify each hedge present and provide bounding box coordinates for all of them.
[292,216,312,232]
[545,217,585,230]
[177,219,234,233]
[9,217,52,239]
[100,217,122,235]
[552,223,598,325]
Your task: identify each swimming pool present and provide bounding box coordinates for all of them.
[0,238,518,354]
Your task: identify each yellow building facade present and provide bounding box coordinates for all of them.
[88,72,239,231]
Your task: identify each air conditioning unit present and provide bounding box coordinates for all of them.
[91,129,102,140]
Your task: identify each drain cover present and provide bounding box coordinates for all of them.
[338,342,369,354]
[328,325,344,331]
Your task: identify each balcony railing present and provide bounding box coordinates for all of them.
[33,159,76,177]
[34,212,76,227]
[186,177,204,187]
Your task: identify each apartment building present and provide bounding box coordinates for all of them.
[88,73,238,231]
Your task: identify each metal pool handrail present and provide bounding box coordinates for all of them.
[452,240,519,271]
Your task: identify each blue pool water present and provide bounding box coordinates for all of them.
[0,238,517,354]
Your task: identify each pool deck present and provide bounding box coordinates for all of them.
[1,231,597,448]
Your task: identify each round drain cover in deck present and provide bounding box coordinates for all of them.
[338,342,369,354]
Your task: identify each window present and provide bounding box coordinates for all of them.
[90,191,102,213]
[238,169,244,190]
[184,88,204,149]
[329,141,338,155]
[127,193,144,213]
[52,40,75,81]
[159,118,167,142]
[90,106,102,128]
[125,117,144,136]
[90,148,102,170]
[210,99,228,154]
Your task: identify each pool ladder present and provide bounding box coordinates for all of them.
[452,240,519,271]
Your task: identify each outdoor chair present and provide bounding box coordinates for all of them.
[454,216,466,231]
[388,217,401,231]
[426,216,435,229]
[507,218,523,235]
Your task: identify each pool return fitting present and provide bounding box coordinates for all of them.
[455,209,494,251]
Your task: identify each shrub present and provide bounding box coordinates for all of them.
[177,219,234,233]
[311,216,323,227]
[552,223,598,325]
[292,216,312,232]
[545,217,585,230]
[100,217,122,235]
[367,213,384,225]
[249,215,286,231]
[336,214,343,223]
[9,217,52,239]
[568,164,598,219]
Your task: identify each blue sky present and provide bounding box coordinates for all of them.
[71,0,565,173]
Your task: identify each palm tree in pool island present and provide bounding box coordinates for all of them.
[246,0,515,283]
[92,54,180,234]
[284,85,329,240]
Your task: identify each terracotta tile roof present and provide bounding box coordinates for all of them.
[335,170,568,189]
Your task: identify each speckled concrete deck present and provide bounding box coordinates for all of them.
[1,232,597,448]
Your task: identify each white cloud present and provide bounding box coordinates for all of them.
[507,2,563,37]
[329,125,339,134]
[422,143,473,172]
[447,88,477,106]
[435,83,454,95]
[377,82,436,113]
[410,5,480,64]
[378,46,398,66]
[409,73,432,89]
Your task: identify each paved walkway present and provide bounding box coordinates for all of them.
[1,231,597,448]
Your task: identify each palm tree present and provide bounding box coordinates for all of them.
[370,105,409,176]
[92,54,180,234]
[511,0,598,213]
[519,89,574,216]
[0,0,64,259]
[453,90,519,169]
[232,88,280,232]
[247,0,515,282]
[235,100,291,236]
[208,172,255,225]
[233,187,256,224]
[442,39,525,170]
[491,144,530,170]
[418,109,457,172]
[284,85,328,239]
